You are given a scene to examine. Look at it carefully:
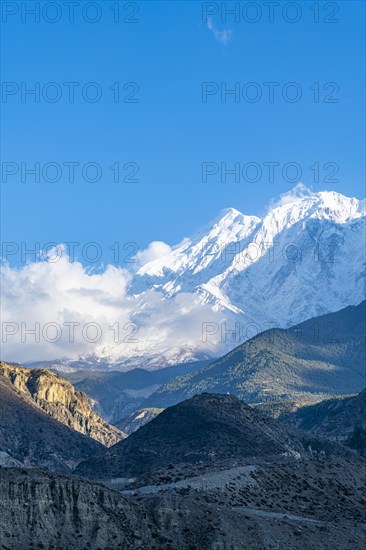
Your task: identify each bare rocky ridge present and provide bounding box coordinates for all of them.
[0,391,365,548]
[133,458,366,549]
[0,362,126,447]
[0,468,151,549]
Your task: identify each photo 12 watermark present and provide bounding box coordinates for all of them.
[201,161,339,184]
[0,237,341,267]
[201,2,340,24]
[198,239,341,267]
[1,241,141,265]
[1,81,140,104]
[201,81,339,103]
[1,320,140,345]
[1,1,140,24]
[202,319,340,344]
[1,161,140,184]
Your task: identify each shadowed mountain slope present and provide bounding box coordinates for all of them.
[75,393,350,481]
[143,302,366,409]
[59,360,212,422]
[281,389,366,456]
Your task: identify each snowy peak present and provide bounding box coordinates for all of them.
[266,189,364,231]
[12,187,364,370]
[136,208,260,280]
[136,189,364,283]
[131,188,365,352]
[195,207,261,246]
[205,206,259,229]
[269,191,365,223]
[315,191,365,222]
[214,206,243,219]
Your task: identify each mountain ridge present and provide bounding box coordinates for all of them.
[75,392,355,481]
[280,389,366,456]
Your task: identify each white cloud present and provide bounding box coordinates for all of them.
[0,251,225,363]
[207,17,233,45]
[135,241,172,267]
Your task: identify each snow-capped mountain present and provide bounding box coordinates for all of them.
[6,188,366,371]
[131,190,365,332]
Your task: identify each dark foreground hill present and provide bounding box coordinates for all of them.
[281,389,366,456]
[143,301,366,409]
[1,393,365,549]
[75,393,350,481]
[1,463,365,550]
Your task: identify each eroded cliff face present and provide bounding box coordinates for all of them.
[1,465,365,550]
[0,362,126,447]
[0,468,150,550]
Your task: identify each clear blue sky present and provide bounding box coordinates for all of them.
[1,0,365,266]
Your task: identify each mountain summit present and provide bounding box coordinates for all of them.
[130,189,365,356]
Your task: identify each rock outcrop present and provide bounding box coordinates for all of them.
[1,463,365,550]
[0,362,126,447]
[0,372,102,472]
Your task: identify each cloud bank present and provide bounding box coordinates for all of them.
[135,241,172,267]
[0,252,224,363]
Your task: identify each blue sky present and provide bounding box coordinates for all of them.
[1,0,365,267]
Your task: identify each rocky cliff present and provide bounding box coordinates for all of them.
[0,372,102,472]
[0,468,150,549]
[0,362,126,447]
